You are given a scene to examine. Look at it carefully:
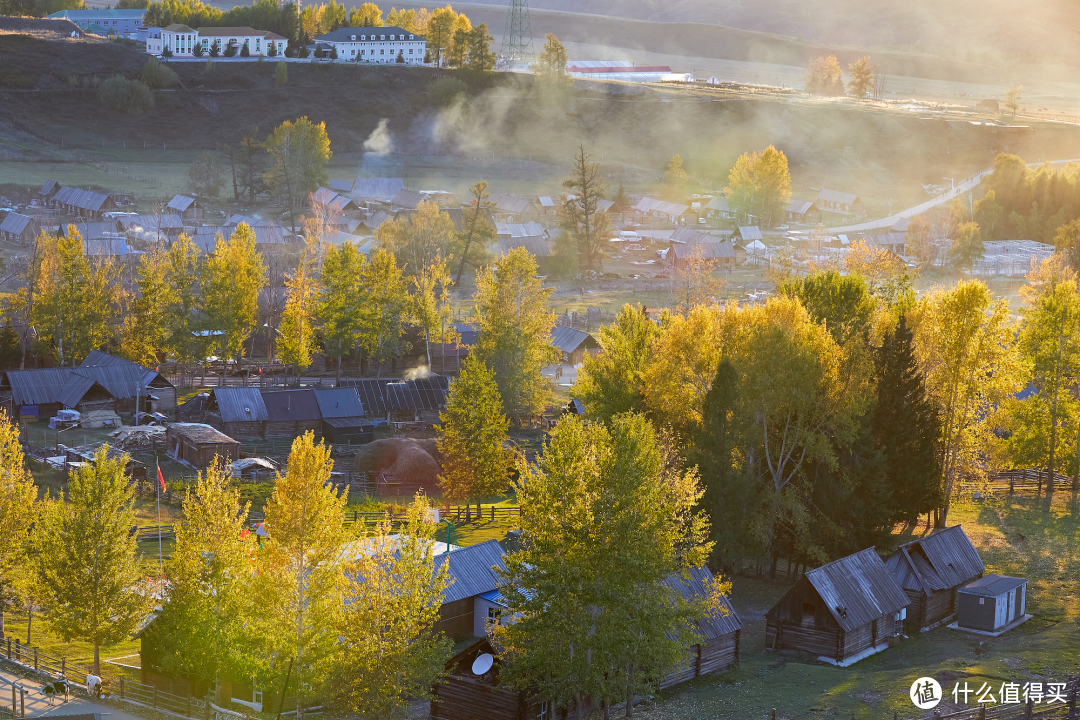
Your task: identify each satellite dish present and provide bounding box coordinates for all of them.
[471,653,493,675]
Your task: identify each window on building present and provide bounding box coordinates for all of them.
[408,49,412,54]
[486,607,501,628]
[380,49,384,54]
[536,702,550,720]
[380,34,385,39]
[389,34,395,39]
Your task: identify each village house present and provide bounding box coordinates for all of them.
[956,574,1029,634]
[816,189,866,218]
[431,565,741,720]
[550,325,599,367]
[119,214,185,243]
[669,241,737,270]
[884,525,985,632]
[315,387,372,444]
[389,189,427,211]
[166,422,241,469]
[312,26,427,64]
[487,194,541,224]
[493,222,550,266]
[329,179,354,194]
[785,200,822,225]
[705,195,735,221]
[0,212,40,246]
[635,197,690,225]
[733,226,763,243]
[199,27,287,57]
[37,180,60,205]
[336,376,449,423]
[51,186,117,219]
[351,178,405,203]
[433,539,508,638]
[765,547,909,666]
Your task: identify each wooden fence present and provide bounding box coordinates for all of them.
[991,469,1078,493]
[908,688,1079,720]
[1,638,254,720]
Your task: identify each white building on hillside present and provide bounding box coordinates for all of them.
[161,24,198,57]
[312,26,427,64]
[198,27,287,57]
[48,8,146,35]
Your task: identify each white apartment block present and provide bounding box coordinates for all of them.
[313,26,427,64]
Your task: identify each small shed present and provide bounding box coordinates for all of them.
[167,423,240,469]
[166,194,201,222]
[314,387,371,444]
[659,566,742,688]
[734,226,763,242]
[883,525,984,632]
[550,326,599,367]
[765,547,909,666]
[262,389,322,438]
[816,190,865,218]
[956,574,1028,634]
[38,180,60,203]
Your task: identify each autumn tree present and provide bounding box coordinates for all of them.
[454,180,496,283]
[472,248,558,418]
[845,238,905,293]
[437,355,512,518]
[189,151,226,198]
[724,146,792,228]
[672,244,725,318]
[974,189,1005,240]
[164,233,202,363]
[0,413,34,640]
[237,125,264,205]
[347,1,382,26]
[280,238,320,372]
[329,495,451,718]
[152,459,261,690]
[497,414,713,718]
[467,23,495,74]
[806,55,843,95]
[663,155,689,204]
[1004,84,1022,114]
[572,303,660,424]
[533,33,572,89]
[846,56,876,97]
[909,280,1022,525]
[319,242,367,381]
[261,433,349,718]
[560,145,612,274]
[907,214,934,264]
[264,117,332,232]
[33,447,151,674]
[949,221,984,273]
[360,248,410,376]
[121,243,175,366]
[201,223,267,363]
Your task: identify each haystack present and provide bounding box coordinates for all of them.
[354,437,442,496]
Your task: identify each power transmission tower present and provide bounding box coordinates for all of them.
[500,0,535,66]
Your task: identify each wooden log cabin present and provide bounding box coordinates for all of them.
[883,525,984,632]
[765,548,910,666]
[659,566,742,689]
[433,540,508,639]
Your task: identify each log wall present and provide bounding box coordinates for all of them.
[435,597,475,638]
[430,676,523,720]
[659,631,740,689]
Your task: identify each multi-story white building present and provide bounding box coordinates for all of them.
[142,27,163,55]
[313,26,427,64]
[150,25,287,57]
[48,9,146,35]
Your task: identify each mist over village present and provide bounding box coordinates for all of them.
[0,0,1079,719]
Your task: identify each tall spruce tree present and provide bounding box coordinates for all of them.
[873,316,941,525]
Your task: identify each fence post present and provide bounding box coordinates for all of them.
[32,648,36,670]
[491,505,494,523]
[120,678,125,700]
[188,695,193,718]
[1027,699,1033,719]
[6,638,9,659]
[153,687,158,709]
[1068,687,1076,719]
[61,658,65,677]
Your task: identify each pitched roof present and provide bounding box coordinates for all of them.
[537,196,555,207]
[313,387,364,419]
[163,23,196,33]
[884,525,984,597]
[0,212,37,237]
[390,189,426,209]
[786,200,815,215]
[168,422,238,445]
[53,186,111,212]
[312,187,338,206]
[336,376,449,413]
[196,26,275,37]
[262,389,321,422]
[194,225,285,246]
[352,178,404,200]
[669,242,735,261]
[118,214,184,231]
[85,237,137,256]
[493,236,550,258]
[891,217,911,232]
[635,197,689,217]
[487,193,533,215]
[550,325,596,354]
[495,221,546,239]
[4,352,170,408]
[797,547,909,632]
[65,221,125,241]
[958,573,1026,597]
[38,180,59,196]
[737,226,763,241]
[167,194,196,212]
[435,539,506,604]
[315,26,425,42]
[210,387,268,423]
[670,226,718,245]
[321,230,362,246]
[329,179,354,193]
[361,211,391,231]
[663,566,742,639]
[705,196,730,212]
[817,189,860,205]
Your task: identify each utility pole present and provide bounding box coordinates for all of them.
[500,0,535,67]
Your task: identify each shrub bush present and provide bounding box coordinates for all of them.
[267,41,277,57]
[193,42,203,57]
[240,43,250,57]
[209,41,220,57]
[224,45,237,57]
[97,75,154,115]
[274,61,287,86]
[161,46,172,58]
[140,57,178,88]
[298,45,309,58]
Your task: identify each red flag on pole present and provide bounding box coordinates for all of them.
[157,461,166,494]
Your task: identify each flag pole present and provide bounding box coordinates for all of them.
[156,459,164,574]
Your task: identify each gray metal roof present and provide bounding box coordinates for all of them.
[167,194,196,212]
[5,352,170,407]
[168,422,238,445]
[786,200,816,215]
[351,178,404,200]
[891,217,911,232]
[803,547,909,632]
[312,187,338,206]
[737,226,763,241]
[663,566,742,639]
[39,180,59,196]
[494,236,550,257]
[435,539,506,604]
[670,242,735,261]
[210,387,268,423]
[85,237,137,256]
[0,212,36,237]
[487,193,533,215]
[550,325,596,354]
[329,179,354,193]
[5,369,75,406]
[195,225,285,246]
[262,389,322,422]
[53,186,111,212]
[884,525,984,597]
[313,387,364,418]
[337,376,449,413]
[315,25,424,42]
[635,197,689,217]
[959,573,1026,597]
[496,221,546,239]
[705,196,730,212]
[390,189,426,209]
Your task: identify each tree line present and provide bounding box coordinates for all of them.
[574,257,1080,576]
